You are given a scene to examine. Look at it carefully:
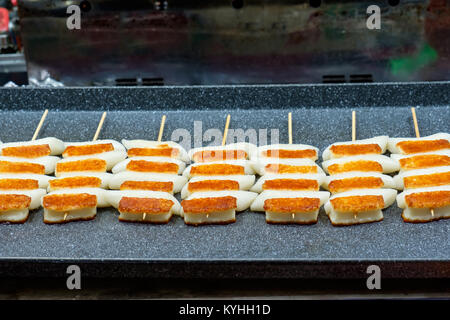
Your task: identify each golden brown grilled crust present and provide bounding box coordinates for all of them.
[0,179,39,190]
[397,139,450,154]
[262,149,317,159]
[262,179,319,191]
[399,154,450,170]
[181,196,237,214]
[2,144,51,158]
[127,147,179,158]
[43,193,97,211]
[404,172,450,189]
[330,216,384,226]
[63,143,114,157]
[264,198,320,213]
[120,181,174,192]
[126,160,179,174]
[118,197,174,214]
[405,191,450,208]
[0,161,45,174]
[49,176,102,190]
[330,144,382,157]
[330,195,385,212]
[328,177,384,193]
[44,216,96,224]
[185,218,236,226]
[57,159,107,173]
[192,150,247,162]
[327,161,383,174]
[190,164,244,176]
[187,180,239,192]
[265,164,318,174]
[401,210,450,223]
[0,194,31,211]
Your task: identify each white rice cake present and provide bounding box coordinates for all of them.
[0,156,59,175]
[112,157,185,175]
[42,192,98,224]
[322,172,396,193]
[251,158,324,176]
[48,173,112,192]
[324,189,397,226]
[322,155,400,175]
[183,160,255,178]
[397,186,450,223]
[250,144,319,161]
[393,167,450,190]
[250,174,326,193]
[45,188,109,207]
[188,142,257,162]
[109,172,187,193]
[122,139,190,163]
[0,137,65,156]
[391,150,450,171]
[388,133,450,155]
[185,190,257,212]
[322,136,388,161]
[0,189,46,223]
[0,174,51,189]
[181,175,255,199]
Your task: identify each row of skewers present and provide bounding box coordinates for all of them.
[0,108,448,226]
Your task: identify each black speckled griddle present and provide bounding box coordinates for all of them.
[0,82,449,279]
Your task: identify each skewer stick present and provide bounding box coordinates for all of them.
[157,115,166,142]
[352,110,356,142]
[31,109,49,141]
[64,212,68,221]
[411,107,420,138]
[288,112,293,145]
[410,108,433,217]
[92,112,107,141]
[222,114,231,146]
[143,213,147,221]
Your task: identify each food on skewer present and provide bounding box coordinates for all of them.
[55,158,107,177]
[393,167,450,190]
[388,133,450,155]
[42,193,98,224]
[322,155,399,175]
[322,136,389,161]
[250,174,325,193]
[122,140,190,163]
[0,187,46,223]
[250,190,330,224]
[0,156,59,175]
[189,142,257,163]
[109,172,187,193]
[323,172,396,193]
[324,189,397,226]
[112,157,186,175]
[252,158,324,176]
[107,190,181,223]
[181,175,255,199]
[0,137,65,157]
[397,186,450,223]
[48,173,112,191]
[251,144,319,161]
[0,174,51,189]
[391,151,450,171]
[183,160,255,178]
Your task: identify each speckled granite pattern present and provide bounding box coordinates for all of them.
[0,83,449,278]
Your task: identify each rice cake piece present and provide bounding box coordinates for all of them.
[1,144,51,158]
[118,197,175,224]
[388,133,450,155]
[393,167,450,190]
[323,172,396,193]
[264,197,321,224]
[181,196,237,226]
[322,136,388,161]
[112,157,185,175]
[324,189,397,226]
[183,160,254,178]
[0,137,65,156]
[122,140,190,162]
[55,159,107,177]
[391,151,450,171]
[46,188,109,207]
[188,143,257,163]
[0,156,59,174]
[185,190,257,212]
[108,172,187,193]
[397,186,450,223]
[251,158,323,176]
[322,155,399,175]
[251,190,330,212]
[0,174,51,189]
[250,174,325,193]
[251,144,318,161]
[42,193,97,224]
[181,175,255,198]
[0,194,31,224]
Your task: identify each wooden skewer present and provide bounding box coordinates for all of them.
[143,213,147,221]
[352,110,356,142]
[64,212,68,221]
[410,108,433,218]
[288,112,293,145]
[222,114,231,146]
[31,109,49,141]
[411,107,420,138]
[92,112,107,142]
[157,115,166,142]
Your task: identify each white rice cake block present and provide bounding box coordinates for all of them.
[322,155,400,175]
[0,156,59,175]
[122,139,190,163]
[250,190,330,225]
[112,157,186,175]
[183,160,255,178]
[55,158,108,177]
[250,174,326,193]
[45,188,109,207]
[322,172,396,193]
[64,139,126,154]
[324,189,397,226]
[188,142,257,162]
[393,167,450,190]
[391,150,450,171]
[185,190,257,212]
[0,137,65,156]
[397,186,450,223]
[42,192,98,224]
[250,144,319,161]
[107,190,181,223]
[388,133,450,155]
[60,152,126,170]
[48,173,112,192]
[0,189,46,222]
[322,136,388,161]
[181,175,255,199]
[0,174,51,189]
[251,158,324,176]
[108,172,187,193]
